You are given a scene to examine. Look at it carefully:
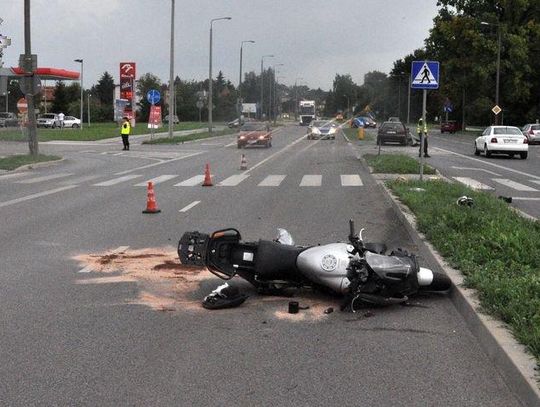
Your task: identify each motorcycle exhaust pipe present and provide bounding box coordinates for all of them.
[417,267,434,286]
[417,267,452,291]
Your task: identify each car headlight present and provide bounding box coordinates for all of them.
[328,127,336,134]
[258,135,266,140]
[312,128,321,134]
[239,135,245,140]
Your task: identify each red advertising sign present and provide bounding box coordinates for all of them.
[148,105,162,129]
[119,62,136,126]
[17,98,28,113]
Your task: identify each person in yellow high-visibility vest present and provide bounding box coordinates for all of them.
[120,117,131,150]
[417,118,430,158]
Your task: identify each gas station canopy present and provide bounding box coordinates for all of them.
[8,67,80,80]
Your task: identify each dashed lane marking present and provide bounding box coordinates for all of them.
[492,179,538,192]
[179,201,201,213]
[0,185,78,209]
[78,246,130,273]
[134,175,179,187]
[453,177,493,190]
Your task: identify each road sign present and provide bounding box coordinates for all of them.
[19,75,42,96]
[148,105,162,129]
[411,61,439,89]
[492,105,502,115]
[196,100,204,109]
[146,89,160,105]
[17,98,28,113]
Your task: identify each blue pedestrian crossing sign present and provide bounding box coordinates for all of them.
[411,61,439,90]
[146,89,161,105]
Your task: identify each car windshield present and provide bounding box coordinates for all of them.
[312,121,335,128]
[381,123,404,131]
[240,123,266,131]
[531,125,540,131]
[41,114,56,119]
[493,127,522,135]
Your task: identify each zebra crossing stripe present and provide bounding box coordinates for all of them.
[300,175,322,187]
[17,173,74,184]
[134,175,179,187]
[179,201,201,212]
[93,174,142,186]
[258,175,286,186]
[453,177,493,190]
[493,178,538,192]
[174,175,205,186]
[218,174,250,186]
[341,174,363,186]
[530,180,540,186]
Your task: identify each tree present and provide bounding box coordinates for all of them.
[51,81,70,114]
[136,73,162,122]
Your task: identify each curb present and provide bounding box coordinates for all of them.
[376,179,540,407]
[2,157,66,173]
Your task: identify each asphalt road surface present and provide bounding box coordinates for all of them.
[0,124,523,406]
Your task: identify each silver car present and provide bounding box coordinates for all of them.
[37,113,61,128]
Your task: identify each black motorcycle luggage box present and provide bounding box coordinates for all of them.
[178,231,210,266]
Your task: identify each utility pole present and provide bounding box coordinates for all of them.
[168,0,175,138]
[238,40,254,127]
[24,0,38,156]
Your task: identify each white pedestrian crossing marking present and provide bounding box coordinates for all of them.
[218,174,249,186]
[300,175,322,187]
[341,174,363,186]
[493,178,538,192]
[453,177,493,190]
[134,175,179,186]
[179,201,201,212]
[17,173,74,184]
[93,174,142,186]
[530,180,540,186]
[174,175,205,186]
[258,175,286,186]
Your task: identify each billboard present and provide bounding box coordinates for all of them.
[119,62,136,125]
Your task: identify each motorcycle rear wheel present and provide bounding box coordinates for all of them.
[425,271,451,291]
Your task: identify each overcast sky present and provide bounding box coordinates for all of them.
[2,0,440,90]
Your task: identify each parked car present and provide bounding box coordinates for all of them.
[0,112,19,127]
[360,116,377,128]
[237,122,272,148]
[307,120,340,140]
[377,121,411,146]
[37,113,61,128]
[163,115,179,124]
[351,117,366,128]
[474,126,528,159]
[441,120,460,133]
[521,123,540,144]
[63,116,81,128]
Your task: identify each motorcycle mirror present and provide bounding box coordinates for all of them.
[275,228,295,245]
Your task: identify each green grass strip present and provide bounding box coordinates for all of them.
[0,154,61,171]
[388,179,540,362]
[142,128,236,144]
[343,127,375,143]
[365,153,436,174]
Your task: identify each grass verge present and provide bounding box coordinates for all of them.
[0,154,61,171]
[343,127,375,143]
[388,179,540,362]
[364,153,437,174]
[0,122,211,142]
[142,128,236,144]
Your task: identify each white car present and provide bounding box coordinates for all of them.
[63,116,81,128]
[522,123,540,144]
[474,125,528,159]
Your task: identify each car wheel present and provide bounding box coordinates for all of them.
[474,143,480,156]
[484,144,492,157]
[520,152,528,159]
[72,124,79,128]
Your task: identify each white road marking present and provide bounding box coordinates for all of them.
[93,174,142,186]
[451,166,501,176]
[512,197,540,201]
[531,180,540,186]
[341,174,363,186]
[59,175,102,185]
[492,178,538,192]
[174,175,205,186]
[244,134,308,174]
[453,177,493,190]
[114,151,203,175]
[78,246,129,273]
[17,173,73,184]
[218,174,249,186]
[0,172,31,180]
[434,147,540,180]
[258,175,286,186]
[0,185,78,209]
[100,152,108,155]
[112,152,123,156]
[300,175,322,187]
[134,175,178,186]
[179,200,201,212]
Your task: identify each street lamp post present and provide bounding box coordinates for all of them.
[260,54,274,120]
[294,77,303,122]
[168,0,175,138]
[238,40,255,127]
[87,93,91,127]
[74,59,83,130]
[208,16,232,134]
[481,21,502,124]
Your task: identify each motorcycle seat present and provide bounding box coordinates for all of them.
[255,240,305,281]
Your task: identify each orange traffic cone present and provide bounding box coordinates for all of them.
[240,154,248,170]
[202,163,213,187]
[142,181,161,213]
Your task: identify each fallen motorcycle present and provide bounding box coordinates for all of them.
[178,220,451,310]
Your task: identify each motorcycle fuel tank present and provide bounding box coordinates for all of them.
[296,243,356,294]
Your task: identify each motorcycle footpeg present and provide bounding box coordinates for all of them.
[178,231,209,266]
